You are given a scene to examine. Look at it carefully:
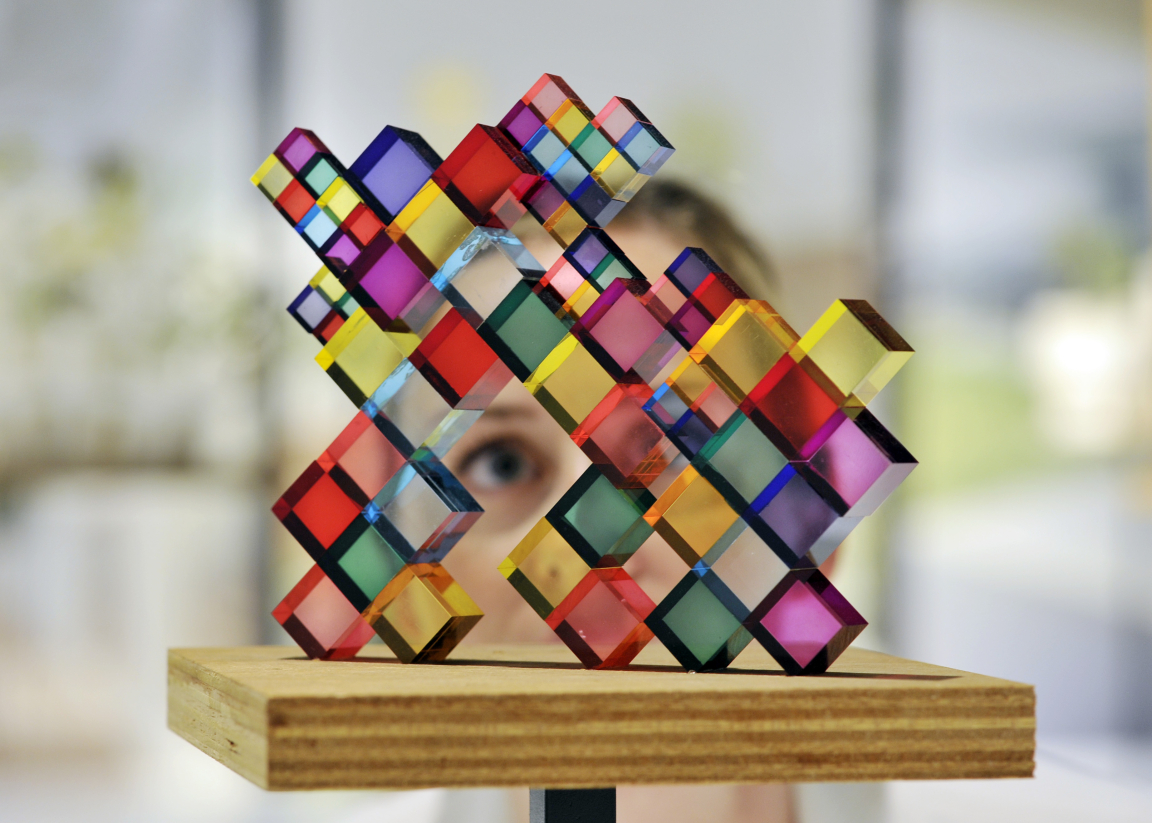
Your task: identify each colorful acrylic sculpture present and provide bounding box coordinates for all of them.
[255,73,915,674]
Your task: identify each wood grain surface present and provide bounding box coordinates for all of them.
[168,643,1034,790]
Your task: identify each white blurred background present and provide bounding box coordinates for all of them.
[1,1,1151,821]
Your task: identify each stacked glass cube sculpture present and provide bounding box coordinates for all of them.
[256,74,915,674]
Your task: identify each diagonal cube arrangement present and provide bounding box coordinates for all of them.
[256,73,915,674]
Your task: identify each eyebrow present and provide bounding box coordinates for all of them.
[478,404,540,421]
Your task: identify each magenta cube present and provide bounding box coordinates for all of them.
[796,409,917,516]
[579,279,666,374]
[746,568,866,674]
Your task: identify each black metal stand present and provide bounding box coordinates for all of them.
[529,788,615,823]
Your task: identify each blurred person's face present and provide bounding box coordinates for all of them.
[440,222,690,643]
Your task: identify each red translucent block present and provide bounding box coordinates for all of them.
[316,313,344,342]
[522,73,590,121]
[676,380,739,434]
[342,202,386,248]
[432,125,539,227]
[275,178,316,224]
[746,568,866,675]
[688,275,747,324]
[593,97,652,144]
[274,463,364,560]
[741,355,843,460]
[410,309,513,409]
[536,256,586,305]
[546,567,656,669]
[571,384,669,488]
[320,411,408,500]
[272,411,406,561]
[272,564,374,660]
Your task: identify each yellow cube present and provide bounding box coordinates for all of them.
[318,178,363,223]
[525,335,617,432]
[499,520,591,619]
[316,309,408,405]
[364,564,483,663]
[390,181,474,270]
[691,300,798,402]
[547,100,592,146]
[796,299,913,405]
[251,154,293,200]
[591,150,638,199]
[666,357,715,407]
[544,202,588,249]
[643,466,742,566]
[308,266,347,304]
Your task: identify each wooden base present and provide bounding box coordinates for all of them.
[168,643,1034,790]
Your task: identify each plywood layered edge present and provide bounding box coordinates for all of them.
[167,644,1034,790]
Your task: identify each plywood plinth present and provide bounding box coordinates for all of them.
[168,643,1034,790]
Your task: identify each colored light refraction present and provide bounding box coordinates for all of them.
[255,73,915,674]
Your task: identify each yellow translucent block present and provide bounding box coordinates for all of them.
[251,154,292,200]
[318,178,362,223]
[690,300,799,402]
[591,150,637,199]
[616,171,650,203]
[547,100,592,146]
[316,309,407,397]
[525,334,580,392]
[499,520,591,619]
[385,328,422,357]
[309,266,347,304]
[644,466,741,566]
[667,356,714,406]
[390,180,441,233]
[563,281,599,318]
[525,335,617,432]
[364,564,483,663]
[393,182,474,269]
[544,202,588,249]
[796,299,914,405]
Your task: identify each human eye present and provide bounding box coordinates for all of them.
[454,438,542,494]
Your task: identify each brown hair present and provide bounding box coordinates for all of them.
[612,179,777,296]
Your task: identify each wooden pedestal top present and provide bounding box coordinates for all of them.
[168,643,1034,790]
